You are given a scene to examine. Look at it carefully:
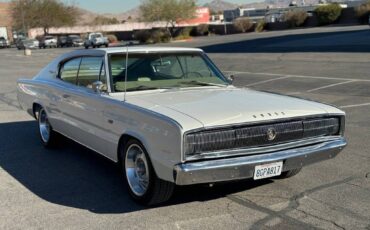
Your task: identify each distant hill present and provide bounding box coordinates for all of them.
[75,0,324,26]
[203,0,322,13]
[203,0,238,13]
[75,6,141,25]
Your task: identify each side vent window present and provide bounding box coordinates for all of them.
[60,58,82,84]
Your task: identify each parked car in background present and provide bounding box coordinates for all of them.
[17,47,347,205]
[39,35,57,49]
[0,37,10,48]
[16,38,39,50]
[84,32,109,49]
[67,35,83,47]
[57,36,68,48]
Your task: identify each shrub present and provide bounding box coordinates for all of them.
[151,29,171,43]
[175,27,192,40]
[283,10,308,27]
[233,17,254,33]
[196,24,209,36]
[315,3,342,25]
[133,29,170,44]
[255,20,266,32]
[355,1,370,23]
[133,30,151,43]
[106,34,118,43]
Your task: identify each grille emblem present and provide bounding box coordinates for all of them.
[266,128,277,141]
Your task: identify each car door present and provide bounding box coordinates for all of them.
[58,56,117,160]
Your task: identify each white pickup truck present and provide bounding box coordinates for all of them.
[0,37,10,48]
[84,33,109,49]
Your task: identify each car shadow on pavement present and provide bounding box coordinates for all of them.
[0,121,271,213]
[201,28,370,53]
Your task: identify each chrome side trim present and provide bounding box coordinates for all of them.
[53,128,118,163]
[174,137,346,185]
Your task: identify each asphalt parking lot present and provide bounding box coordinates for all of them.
[0,25,370,229]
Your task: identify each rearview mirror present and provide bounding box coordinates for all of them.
[92,81,104,93]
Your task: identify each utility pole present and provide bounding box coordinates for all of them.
[21,0,26,36]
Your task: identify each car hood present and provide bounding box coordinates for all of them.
[125,87,343,130]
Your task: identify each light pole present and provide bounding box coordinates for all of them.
[21,0,26,36]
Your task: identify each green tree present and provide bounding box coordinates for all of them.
[355,0,370,23]
[233,17,253,33]
[315,3,342,25]
[11,0,79,35]
[139,0,197,37]
[283,10,308,27]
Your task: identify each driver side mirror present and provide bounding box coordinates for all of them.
[227,74,235,84]
[92,81,104,93]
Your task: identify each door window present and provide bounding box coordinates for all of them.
[60,58,81,84]
[77,57,104,88]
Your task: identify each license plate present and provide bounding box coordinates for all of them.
[254,162,283,180]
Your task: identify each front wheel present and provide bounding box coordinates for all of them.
[38,107,59,148]
[120,139,175,205]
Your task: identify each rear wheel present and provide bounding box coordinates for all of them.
[37,107,59,148]
[278,168,302,179]
[120,139,175,206]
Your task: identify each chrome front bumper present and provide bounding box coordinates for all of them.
[174,137,347,185]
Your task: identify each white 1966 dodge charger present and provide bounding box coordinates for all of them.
[17,47,347,205]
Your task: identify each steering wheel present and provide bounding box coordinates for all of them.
[180,72,203,78]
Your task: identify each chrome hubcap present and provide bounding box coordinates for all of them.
[39,109,50,143]
[125,144,149,196]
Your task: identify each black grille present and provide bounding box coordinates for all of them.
[185,117,340,157]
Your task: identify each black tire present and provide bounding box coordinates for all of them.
[85,46,89,49]
[92,45,96,48]
[120,139,175,206]
[278,168,302,179]
[37,107,59,148]
[105,44,109,48]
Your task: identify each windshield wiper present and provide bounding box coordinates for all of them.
[126,85,160,92]
[179,80,227,87]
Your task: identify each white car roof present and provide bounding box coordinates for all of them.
[58,47,204,61]
[98,46,203,54]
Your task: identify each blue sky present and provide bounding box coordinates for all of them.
[0,0,257,13]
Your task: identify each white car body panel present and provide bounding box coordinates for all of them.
[17,47,345,183]
[121,87,340,127]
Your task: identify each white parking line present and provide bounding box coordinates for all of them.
[306,80,356,93]
[340,103,370,109]
[224,70,370,82]
[246,76,291,86]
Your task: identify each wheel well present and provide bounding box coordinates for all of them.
[117,134,137,162]
[32,103,42,120]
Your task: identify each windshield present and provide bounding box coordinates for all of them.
[109,52,229,92]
